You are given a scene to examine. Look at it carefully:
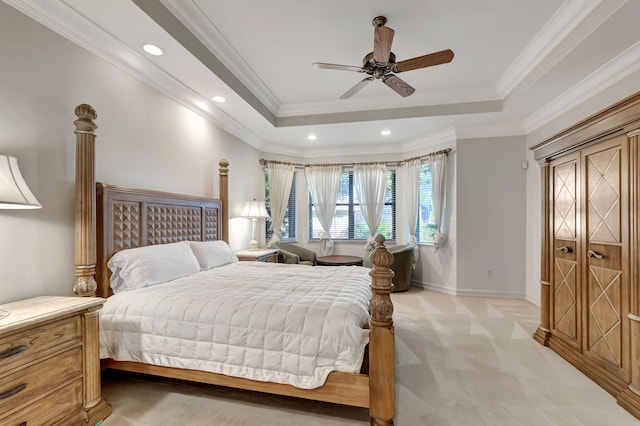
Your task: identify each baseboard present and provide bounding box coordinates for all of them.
[411,281,525,299]
[411,280,457,295]
[455,288,525,299]
[525,294,541,306]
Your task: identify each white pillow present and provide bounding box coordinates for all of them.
[189,240,238,270]
[107,241,201,293]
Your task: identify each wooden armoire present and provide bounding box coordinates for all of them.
[532,92,640,419]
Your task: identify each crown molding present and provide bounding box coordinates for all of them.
[523,40,640,134]
[161,0,281,114]
[496,0,610,98]
[4,0,270,151]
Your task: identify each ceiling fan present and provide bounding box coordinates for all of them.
[313,16,454,99]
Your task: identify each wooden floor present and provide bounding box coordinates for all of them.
[101,288,639,425]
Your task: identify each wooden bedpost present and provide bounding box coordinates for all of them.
[368,235,395,425]
[219,159,229,243]
[73,104,98,297]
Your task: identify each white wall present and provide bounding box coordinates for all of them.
[525,149,542,305]
[0,4,262,304]
[456,136,528,298]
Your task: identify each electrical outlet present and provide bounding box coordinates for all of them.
[485,268,493,278]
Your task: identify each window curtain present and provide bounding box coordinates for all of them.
[429,152,448,251]
[354,163,387,253]
[305,165,342,256]
[398,158,421,264]
[265,162,295,247]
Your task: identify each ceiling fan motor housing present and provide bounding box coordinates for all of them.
[363,52,396,78]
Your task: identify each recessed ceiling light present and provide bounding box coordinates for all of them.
[380,129,391,136]
[307,134,317,141]
[143,44,163,56]
[212,96,226,103]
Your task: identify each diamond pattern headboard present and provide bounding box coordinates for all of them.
[96,183,222,297]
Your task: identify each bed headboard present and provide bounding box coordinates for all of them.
[72,104,229,298]
[95,183,223,298]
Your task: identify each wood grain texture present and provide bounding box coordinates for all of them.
[534,163,551,345]
[95,183,222,298]
[74,104,98,296]
[532,94,640,420]
[0,297,108,425]
[101,359,369,408]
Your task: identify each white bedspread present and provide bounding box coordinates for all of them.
[100,262,372,389]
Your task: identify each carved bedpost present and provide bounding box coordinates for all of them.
[219,159,229,243]
[368,235,395,426]
[73,104,98,297]
[534,161,551,345]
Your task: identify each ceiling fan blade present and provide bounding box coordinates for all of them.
[340,77,374,99]
[373,26,394,63]
[313,62,366,73]
[382,74,415,97]
[392,49,454,73]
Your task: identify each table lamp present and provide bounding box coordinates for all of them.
[0,154,42,319]
[240,198,269,251]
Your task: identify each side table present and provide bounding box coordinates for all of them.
[317,255,363,266]
[236,248,279,263]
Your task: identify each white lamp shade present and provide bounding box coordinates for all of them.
[0,155,42,209]
[240,199,269,218]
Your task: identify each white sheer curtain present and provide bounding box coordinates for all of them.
[305,165,342,256]
[265,162,295,247]
[429,152,448,251]
[398,158,421,264]
[354,163,387,252]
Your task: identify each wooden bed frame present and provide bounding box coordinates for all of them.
[72,104,396,425]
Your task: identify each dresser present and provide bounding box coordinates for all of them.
[531,92,640,420]
[0,296,111,426]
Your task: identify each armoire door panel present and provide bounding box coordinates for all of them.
[587,265,622,368]
[553,257,579,343]
[550,154,580,348]
[587,147,621,244]
[553,161,578,240]
[582,136,629,378]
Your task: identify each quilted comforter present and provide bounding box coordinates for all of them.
[100,262,372,389]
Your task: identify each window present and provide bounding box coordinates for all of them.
[265,172,296,241]
[309,170,395,240]
[416,163,436,243]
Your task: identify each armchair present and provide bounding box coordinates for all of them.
[277,243,317,266]
[387,244,415,292]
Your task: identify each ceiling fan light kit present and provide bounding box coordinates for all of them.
[313,16,454,99]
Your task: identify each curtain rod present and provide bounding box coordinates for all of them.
[259,148,452,169]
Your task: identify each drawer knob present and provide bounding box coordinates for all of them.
[0,345,27,359]
[0,383,26,400]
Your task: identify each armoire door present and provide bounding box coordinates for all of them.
[582,135,629,378]
[550,153,581,349]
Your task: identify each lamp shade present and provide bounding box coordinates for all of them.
[0,154,42,209]
[240,199,269,218]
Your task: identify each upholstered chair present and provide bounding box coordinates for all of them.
[277,243,317,266]
[387,245,416,292]
[364,244,415,292]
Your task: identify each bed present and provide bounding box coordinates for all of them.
[71,104,396,425]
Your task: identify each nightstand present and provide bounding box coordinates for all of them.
[0,296,111,426]
[236,248,279,263]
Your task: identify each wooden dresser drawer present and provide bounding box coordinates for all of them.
[0,347,82,415]
[1,379,82,426]
[0,316,81,374]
